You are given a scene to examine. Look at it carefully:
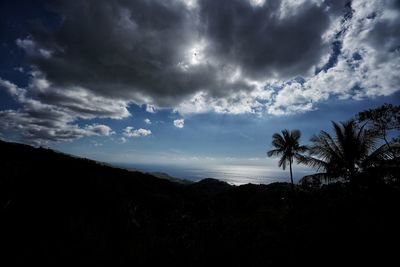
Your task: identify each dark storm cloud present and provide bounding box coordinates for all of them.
[24,0,222,105]
[20,0,339,106]
[2,0,399,143]
[198,0,331,78]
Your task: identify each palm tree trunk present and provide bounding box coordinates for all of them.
[289,158,294,187]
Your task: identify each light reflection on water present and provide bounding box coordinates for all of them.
[115,163,311,185]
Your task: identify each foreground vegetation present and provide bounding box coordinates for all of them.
[1,133,399,265]
[268,104,400,187]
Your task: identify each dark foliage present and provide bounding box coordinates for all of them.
[298,105,400,185]
[357,103,400,161]
[299,120,380,182]
[1,140,400,265]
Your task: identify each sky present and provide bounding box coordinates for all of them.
[0,0,399,183]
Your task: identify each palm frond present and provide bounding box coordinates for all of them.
[278,156,287,170]
[296,155,327,171]
[302,119,383,181]
[272,133,285,148]
[267,148,282,157]
[291,129,301,142]
[363,143,392,167]
[297,145,309,153]
[319,130,343,158]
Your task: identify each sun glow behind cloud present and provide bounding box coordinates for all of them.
[179,39,208,69]
[249,0,265,8]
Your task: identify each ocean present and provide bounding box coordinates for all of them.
[113,162,312,185]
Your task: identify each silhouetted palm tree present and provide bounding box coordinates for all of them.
[299,120,390,182]
[267,129,308,186]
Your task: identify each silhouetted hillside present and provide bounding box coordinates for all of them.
[1,140,399,265]
[147,171,193,185]
[188,178,233,196]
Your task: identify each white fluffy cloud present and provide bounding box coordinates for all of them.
[173,119,185,128]
[0,75,124,144]
[144,118,152,125]
[145,104,156,113]
[84,124,115,136]
[265,0,400,115]
[174,81,271,115]
[0,107,115,144]
[123,127,152,138]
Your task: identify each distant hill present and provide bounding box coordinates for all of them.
[188,178,233,196]
[1,140,399,265]
[146,171,193,185]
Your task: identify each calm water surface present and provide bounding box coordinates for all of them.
[114,163,311,185]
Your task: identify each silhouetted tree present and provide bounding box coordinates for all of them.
[357,103,400,159]
[299,120,391,182]
[267,129,307,186]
